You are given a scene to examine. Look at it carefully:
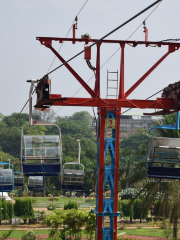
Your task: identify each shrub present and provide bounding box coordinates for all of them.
[21,231,37,240]
[64,201,78,210]
[48,198,58,201]
[146,217,153,222]
[14,198,34,220]
[65,191,70,197]
[89,192,95,197]
[47,204,56,210]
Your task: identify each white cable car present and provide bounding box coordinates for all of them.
[21,127,62,176]
[147,112,180,179]
[28,176,43,191]
[61,140,84,191]
[21,79,62,176]
[0,163,14,192]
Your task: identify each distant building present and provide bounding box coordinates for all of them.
[120,115,152,130]
[90,112,161,132]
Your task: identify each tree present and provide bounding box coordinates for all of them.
[69,111,93,125]
[14,198,34,223]
[133,198,148,223]
[120,148,136,188]
[85,213,96,240]
[32,109,56,123]
[121,200,133,222]
[3,113,29,128]
[0,113,4,121]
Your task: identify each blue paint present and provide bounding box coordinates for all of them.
[95,111,120,240]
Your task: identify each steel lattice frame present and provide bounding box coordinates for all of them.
[34,36,180,240]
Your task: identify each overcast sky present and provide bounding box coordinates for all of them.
[1,0,180,118]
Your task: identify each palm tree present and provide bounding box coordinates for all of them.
[120,148,136,188]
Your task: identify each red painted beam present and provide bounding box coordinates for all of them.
[94,42,101,97]
[36,37,180,47]
[34,96,174,109]
[119,43,125,99]
[47,44,97,98]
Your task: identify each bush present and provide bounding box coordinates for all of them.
[21,231,37,240]
[64,201,78,210]
[47,204,56,210]
[14,198,34,221]
[89,192,95,197]
[48,198,58,201]
[65,191,70,197]
[29,217,37,224]
[146,217,153,222]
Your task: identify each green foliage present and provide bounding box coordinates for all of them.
[85,213,96,240]
[118,199,123,217]
[3,113,29,128]
[0,200,13,222]
[153,200,170,219]
[120,132,147,150]
[6,201,14,222]
[48,198,58,201]
[47,204,56,210]
[14,198,34,220]
[21,231,37,240]
[64,200,78,210]
[133,198,148,222]
[146,217,153,222]
[121,188,137,200]
[121,200,133,218]
[43,209,89,239]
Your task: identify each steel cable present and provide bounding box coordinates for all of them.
[0,0,164,141]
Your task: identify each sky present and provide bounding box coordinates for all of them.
[1,0,180,118]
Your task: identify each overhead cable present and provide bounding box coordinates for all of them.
[47,0,89,73]
[1,0,164,141]
[46,0,163,76]
[55,0,164,115]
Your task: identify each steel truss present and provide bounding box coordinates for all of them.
[34,36,180,240]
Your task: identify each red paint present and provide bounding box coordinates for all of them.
[119,43,125,99]
[94,42,102,97]
[143,26,148,42]
[35,35,180,240]
[84,46,91,59]
[72,24,76,44]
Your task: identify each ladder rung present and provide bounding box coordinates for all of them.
[108,72,118,73]
[107,87,117,89]
[107,95,117,96]
[108,79,118,81]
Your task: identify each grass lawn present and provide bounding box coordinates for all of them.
[0,230,50,238]
[117,229,165,238]
[0,228,167,238]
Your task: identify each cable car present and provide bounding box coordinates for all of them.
[21,123,62,176]
[61,140,84,191]
[146,111,180,179]
[14,172,24,187]
[28,176,43,191]
[21,79,62,177]
[0,162,14,192]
